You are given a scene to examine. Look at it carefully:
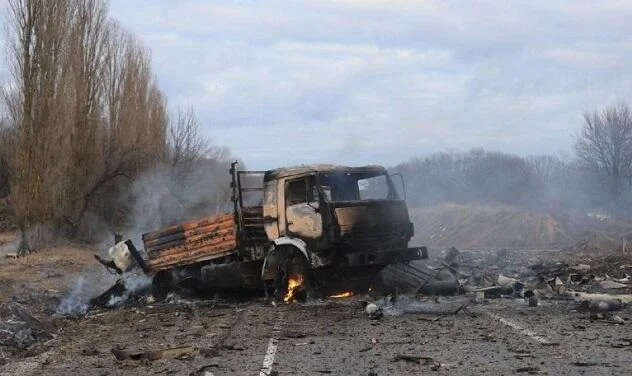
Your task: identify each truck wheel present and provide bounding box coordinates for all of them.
[263,245,311,302]
[152,270,173,301]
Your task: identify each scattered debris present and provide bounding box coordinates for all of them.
[589,313,626,325]
[528,296,538,307]
[610,338,632,348]
[572,362,600,367]
[363,302,383,320]
[572,292,632,304]
[599,280,627,289]
[392,354,435,365]
[0,302,53,351]
[515,366,541,373]
[578,299,623,312]
[111,345,196,361]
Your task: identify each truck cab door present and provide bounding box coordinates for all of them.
[285,176,323,239]
[262,179,280,239]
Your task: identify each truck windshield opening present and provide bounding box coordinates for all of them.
[318,171,396,202]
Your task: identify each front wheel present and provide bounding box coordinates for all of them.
[262,245,312,302]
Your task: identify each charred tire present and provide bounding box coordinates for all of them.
[151,270,173,301]
[263,245,311,302]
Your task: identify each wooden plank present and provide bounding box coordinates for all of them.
[144,224,235,250]
[142,213,234,241]
[148,242,237,270]
[147,232,237,258]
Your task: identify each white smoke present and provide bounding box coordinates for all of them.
[55,276,97,316]
[55,272,152,316]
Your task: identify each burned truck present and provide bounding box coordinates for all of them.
[98,163,427,301]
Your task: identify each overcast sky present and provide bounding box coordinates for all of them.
[103,1,632,168]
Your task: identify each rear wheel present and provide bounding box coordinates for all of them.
[151,270,173,301]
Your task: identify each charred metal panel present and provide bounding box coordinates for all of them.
[286,203,323,238]
[277,177,288,237]
[334,201,409,231]
[333,201,412,254]
[142,213,238,272]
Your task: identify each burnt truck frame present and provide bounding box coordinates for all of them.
[109,163,427,299]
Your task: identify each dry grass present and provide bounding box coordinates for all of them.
[410,203,571,249]
[0,231,17,246]
[0,239,97,303]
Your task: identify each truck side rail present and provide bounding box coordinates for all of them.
[230,161,266,247]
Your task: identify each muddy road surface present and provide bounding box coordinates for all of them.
[2,294,631,376]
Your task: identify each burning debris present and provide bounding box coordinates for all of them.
[328,291,354,299]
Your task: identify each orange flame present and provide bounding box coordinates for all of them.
[328,291,354,298]
[283,274,304,303]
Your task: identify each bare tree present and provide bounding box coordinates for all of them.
[168,107,210,169]
[576,103,632,215]
[0,117,11,197]
[5,0,73,249]
[526,155,564,186]
[3,0,170,242]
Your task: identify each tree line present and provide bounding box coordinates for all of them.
[392,103,632,222]
[0,0,235,247]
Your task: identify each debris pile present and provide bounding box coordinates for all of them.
[455,249,632,315]
[376,246,632,317]
[0,302,53,352]
[56,272,152,317]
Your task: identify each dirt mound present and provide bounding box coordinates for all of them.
[410,203,571,250]
[557,214,632,259]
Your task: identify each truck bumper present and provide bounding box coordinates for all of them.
[345,246,428,267]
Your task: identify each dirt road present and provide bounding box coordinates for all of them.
[2,294,631,376]
[211,298,632,375]
[2,243,632,375]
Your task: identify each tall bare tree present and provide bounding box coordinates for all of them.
[576,103,632,215]
[0,117,11,198]
[168,107,210,169]
[3,0,170,241]
[5,0,73,242]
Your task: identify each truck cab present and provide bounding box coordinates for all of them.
[256,165,425,283]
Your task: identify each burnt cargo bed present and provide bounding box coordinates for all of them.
[141,212,239,272]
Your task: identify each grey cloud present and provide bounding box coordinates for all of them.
[100,1,632,168]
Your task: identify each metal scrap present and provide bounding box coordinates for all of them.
[111,345,197,361]
[393,354,435,365]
